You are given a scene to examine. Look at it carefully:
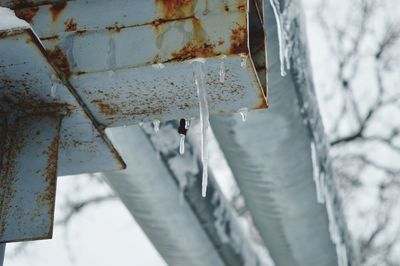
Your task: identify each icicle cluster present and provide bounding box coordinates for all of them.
[153,119,160,133]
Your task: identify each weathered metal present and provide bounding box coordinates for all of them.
[0,23,124,243]
[3,0,268,127]
[0,115,61,243]
[0,26,125,176]
[0,0,268,247]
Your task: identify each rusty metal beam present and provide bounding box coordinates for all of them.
[0,23,125,177]
[0,15,124,243]
[3,0,268,127]
[0,114,61,243]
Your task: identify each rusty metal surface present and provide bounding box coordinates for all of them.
[0,26,125,176]
[3,0,268,126]
[0,115,60,243]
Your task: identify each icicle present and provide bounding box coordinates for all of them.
[50,84,57,98]
[153,119,160,133]
[240,56,247,68]
[179,134,185,155]
[269,0,287,76]
[192,61,210,197]
[311,142,324,203]
[152,63,165,70]
[185,119,191,130]
[337,243,348,266]
[219,59,226,83]
[238,107,248,122]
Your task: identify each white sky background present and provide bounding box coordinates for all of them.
[4,0,400,265]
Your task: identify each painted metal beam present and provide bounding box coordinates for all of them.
[3,0,268,127]
[103,123,263,266]
[0,114,61,242]
[210,0,359,265]
[0,14,123,243]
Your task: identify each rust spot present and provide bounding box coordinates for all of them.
[41,35,59,41]
[49,1,67,22]
[106,25,123,33]
[76,30,87,36]
[256,88,268,109]
[166,18,222,61]
[64,18,77,32]
[91,99,120,116]
[9,0,34,9]
[155,0,196,19]
[46,46,71,79]
[170,42,218,62]
[40,122,60,237]
[230,25,248,54]
[14,7,39,24]
[256,98,268,109]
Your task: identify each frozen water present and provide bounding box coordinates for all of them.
[153,119,160,133]
[240,57,247,68]
[238,108,248,122]
[311,142,325,203]
[269,0,287,76]
[219,60,225,83]
[179,134,185,155]
[192,61,210,197]
[50,84,57,99]
[152,63,165,70]
[185,119,191,130]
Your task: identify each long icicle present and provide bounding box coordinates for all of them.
[269,0,287,76]
[193,61,210,197]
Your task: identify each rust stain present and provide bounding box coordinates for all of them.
[41,35,59,41]
[155,0,196,19]
[76,30,87,36]
[40,129,59,236]
[46,46,71,79]
[9,0,34,8]
[64,18,77,32]
[170,42,218,61]
[106,25,123,33]
[256,96,268,109]
[0,121,22,237]
[230,25,248,54]
[166,18,222,61]
[91,99,120,116]
[49,1,67,22]
[14,7,39,24]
